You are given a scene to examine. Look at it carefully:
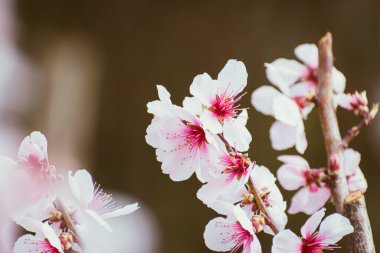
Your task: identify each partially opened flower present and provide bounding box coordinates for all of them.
[277,155,330,215]
[204,205,262,253]
[189,59,251,151]
[13,222,64,253]
[335,91,369,116]
[272,208,353,253]
[265,43,345,95]
[68,169,139,232]
[147,106,222,182]
[344,148,368,193]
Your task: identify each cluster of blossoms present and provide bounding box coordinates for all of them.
[146,41,374,252]
[0,131,139,252]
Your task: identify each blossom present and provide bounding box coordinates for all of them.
[276,155,330,215]
[147,104,222,182]
[251,87,307,153]
[188,60,251,151]
[344,148,367,193]
[272,208,353,253]
[204,205,262,253]
[13,222,64,253]
[335,91,369,115]
[68,169,139,232]
[265,43,345,95]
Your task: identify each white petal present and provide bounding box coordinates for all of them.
[189,73,217,105]
[273,95,302,126]
[265,58,307,94]
[294,44,318,68]
[237,109,249,126]
[289,81,313,98]
[234,205,254,235]
[270,121,297,151]
[217,59,248,94]
[84,209,113,232]
[102,203,139,219]
[207,200,235,217]
[319,213,354,244]
[156,84,171,103]
[347,168,368,193]
[204,217,236,251]
[277,155,309,168]
[295,123,307,154]
[332,68,346,93]
[183,96,203,115]
[277,164,306,191]
[251,86,281,115]
[344,148,361,176]
[200,110,223,134]
[42,222,64,252]
[223,119,251,152]
[300,208,325,238]
[13,234,41,253]
[68,170,95,206]
[289,187,331,215]
[334,93,352,110]
[16,217,43,233]
[243,235,262,253]
[272,229,302,253]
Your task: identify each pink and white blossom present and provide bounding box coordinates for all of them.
[188,60,251,151]
[68,169,139,232]
[277,155,330,215]
[13,222,64,253]
[344,148,367,193]
[335,91,369,115]
[204,205,262,253]
[272,208,353,253]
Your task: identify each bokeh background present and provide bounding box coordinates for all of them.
[1,0,379,252]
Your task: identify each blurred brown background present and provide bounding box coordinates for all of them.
[9,0,380,252]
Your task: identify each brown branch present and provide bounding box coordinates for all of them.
[316,33,375,253]
[217,134,279,234]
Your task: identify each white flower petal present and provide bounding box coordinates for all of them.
[200,110,223,134]
[223,119,251,152]
[183,96,203,115]
[332,68,346,94]
[68,170,95,206]
[270,121,297,151]
[347,168,368,193]
[277,164,306,191]
[233,205,254,235]
[189,73,217,105]
[272,229,302,253]
[102,203,139,219]
[319,213,354,244]
[217,59,248,95]
[273,95,302,126]
[42,222,63,252]
[204,217,236,251]
[251,86,281,115]
[156,84,171,103]
[294,44,318,68]
[300,208,325,238]
[84,209,113,232]
[344,148,361,176]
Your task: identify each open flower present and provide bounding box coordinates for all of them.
[189,60,251,151]
[265,43,345,95]
[204,205,262,253]
[147,105,221,182]
[277,155,330,215]
[13,222,64,253]
[272,208,353,253]
[68,169,139,232]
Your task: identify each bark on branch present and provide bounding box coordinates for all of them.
[316,32,375,253]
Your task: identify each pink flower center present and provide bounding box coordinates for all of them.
[293,96,311,110]
[305,67,318,85]
[221,153,251,181]
[183,122,208,152]
[301,232,338,253]
[304,169,325,192]
[25,238,61,253]
[215,221,252,253]
[209,90,245,122]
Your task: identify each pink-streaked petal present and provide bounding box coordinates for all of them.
[332,68,346,94]
[242,235,262,253]
[251,86,281,116]
[42,222,64,252]
[270,121,297,151]
[273,95,302,126]
[347,168,368,193]
[344,148,361,176]
[68,170,95,206]
[294,44,318,68]
[217,59,248,95]
[204,217,236,251]
[300,208,325,238]
[265,59,307,94]
[200,110,223,134]
[101,203,139,219]
[319,213,354,244]
[18,131,48,171]
[272,229,302,253]
[189,73,217,105]
[277,164,306,191]
[223,119,251,152]
[233,205,254,235]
